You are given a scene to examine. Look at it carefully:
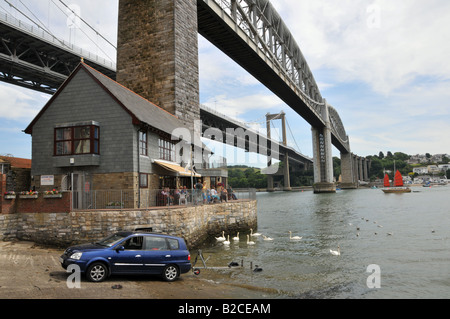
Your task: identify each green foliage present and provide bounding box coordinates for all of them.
[227,164,314,188]
[228,166,267,189]
[366,151,413,179]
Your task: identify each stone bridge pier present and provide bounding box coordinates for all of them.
[311,101,336,193]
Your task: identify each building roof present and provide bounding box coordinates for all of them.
[25,62,193,138]
[0,156,31,169]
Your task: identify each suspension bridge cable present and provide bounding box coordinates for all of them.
[286,118,302,153]
[50,0,115,62]
[18,0,53,35]
[58,0,116,50]
[2,0,67,48]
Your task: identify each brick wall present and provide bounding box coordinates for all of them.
[0,191,71,215]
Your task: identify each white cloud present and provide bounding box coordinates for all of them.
[203,93,284,120]
[0,85,43,120]
[274,0,450,95]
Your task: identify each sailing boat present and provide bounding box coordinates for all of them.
[382,170,411,193]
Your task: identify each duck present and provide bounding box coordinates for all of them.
[233,232,240,241]
[247,234,255,245]
[223,235,230,245]
[215,231,225,242]
[250,228,262,237]
[289,231,302,240]
[330,246,341,256]
[262,235,273,241]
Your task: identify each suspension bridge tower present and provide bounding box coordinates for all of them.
[266,112,292,192]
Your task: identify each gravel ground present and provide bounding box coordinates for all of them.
[0,241,273,300]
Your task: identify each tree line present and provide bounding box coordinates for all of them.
[227,152,449,188]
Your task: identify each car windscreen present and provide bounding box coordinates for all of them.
[96,233,128,247]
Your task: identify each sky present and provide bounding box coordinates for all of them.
[0,0,449,165]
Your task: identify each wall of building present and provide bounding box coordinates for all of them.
[30,69,136,182]
[0,200,257,249]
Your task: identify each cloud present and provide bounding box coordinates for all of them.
[0,85,43,120]
[202,93,285,120]
[274,0,450,95]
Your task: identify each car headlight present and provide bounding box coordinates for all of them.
[70,252,83,260]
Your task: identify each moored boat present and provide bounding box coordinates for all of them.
[382,170,411,193]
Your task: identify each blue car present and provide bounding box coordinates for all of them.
[60,231,191,282]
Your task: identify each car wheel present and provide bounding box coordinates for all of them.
[162,264,179,282]
[86,262,108,282]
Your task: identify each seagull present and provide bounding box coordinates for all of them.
[233,232,240,241]
[247,234,255,245]
[250,228,262,237]
[330,246,341,256]
[215,231,225,242]
[262,235,273,241]
[289,231,302,240]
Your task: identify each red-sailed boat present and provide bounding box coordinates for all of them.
[382,170,411,193]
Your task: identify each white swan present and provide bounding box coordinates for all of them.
[223,235,230,245]
[330,246,341,256]
[250,228,262,237]
[262,235,273,241]
[289,231,302,240]
[247,234,255,245]
[215,231,225,242]
[233,232,240,241]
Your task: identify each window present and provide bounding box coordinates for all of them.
[55,125,99,156]
[139,130,148,156]
[139,173,148,188]
[122,236,143,250]
[144,236,168,251]
[159,137,175,161]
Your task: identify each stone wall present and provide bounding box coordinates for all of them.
[0,200,257,249]
[117,0,200,130]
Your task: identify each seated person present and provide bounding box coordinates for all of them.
[220,188,228,202]
[210,187,220,202]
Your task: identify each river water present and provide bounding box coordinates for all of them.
[194,186,450,299]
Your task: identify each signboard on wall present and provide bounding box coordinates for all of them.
[41,175,54,186]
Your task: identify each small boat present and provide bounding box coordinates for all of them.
[382,171,411,193]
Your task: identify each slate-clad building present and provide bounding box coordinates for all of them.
[25,62,203,208]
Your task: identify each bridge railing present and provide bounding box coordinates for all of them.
[208,0,325,116]
[0,11,116,70]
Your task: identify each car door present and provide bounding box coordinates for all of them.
[110,236,145,274]
[142,236,174,274]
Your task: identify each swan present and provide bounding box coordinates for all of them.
[233,232,240,241]
[289,231,302,240]
[247,234,255,245]
[215,231,225,242]
[250,228,262,237]
[330,246,340,256]
[223,235,230,245]
[262,235,273,241]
